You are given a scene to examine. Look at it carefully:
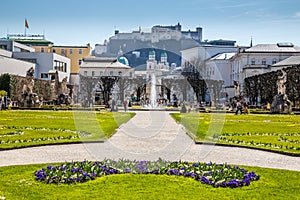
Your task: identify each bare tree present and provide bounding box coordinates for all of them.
[181,57,207,103]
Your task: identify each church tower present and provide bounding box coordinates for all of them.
[147,49,157,70]
[158,49,169,70]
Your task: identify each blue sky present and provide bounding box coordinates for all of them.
[1,0,300,47]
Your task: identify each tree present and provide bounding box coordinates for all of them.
[181,57,207,103]
[115,77,134,102]
[0,74,11,97]
[132,76,147,103]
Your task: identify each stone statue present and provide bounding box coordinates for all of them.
[277,70,287,95]
[20,67,36,107]
[234,80,240,96]
[26,67,35,77]
[61,76,69,94]
[271,69,291,114]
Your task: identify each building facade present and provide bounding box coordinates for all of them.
[13,52,70,82]
[0,48,35,77]
[80,57,134,78]
[230,43,300,88]
[5,34,91,85]
[0,39,70,81]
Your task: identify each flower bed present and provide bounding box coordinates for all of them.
[34,159,260,188]
[0,126,91,145]
[219,133,300,151]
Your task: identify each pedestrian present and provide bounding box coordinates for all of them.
[235,100,242,115]
[243,101,249,114]
[123,100,128,112]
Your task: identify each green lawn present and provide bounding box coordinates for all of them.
[0,110,135,149]
[171,113,300,155]
[0,163,298,199]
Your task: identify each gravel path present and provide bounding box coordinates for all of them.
[0,111,299,171]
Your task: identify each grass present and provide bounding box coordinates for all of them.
[0,110,135,149]
[171,113,300,155]
[0,163,299,199]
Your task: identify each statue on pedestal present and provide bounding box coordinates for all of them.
[271,70,291,114]
[277,69,287,95]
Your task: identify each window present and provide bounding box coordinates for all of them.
[41,47,45,52]
[130,72,132,77]
[78,59,82,65]
[41,73,48,79]
[272,59,277,64]
[79,49,82,54]
[61,49,65,55]
[19,58,37,64]
[62,63,67,72]
[100,71,103,76]
[53,49,56,53]
[92,71,95,76]
[0,45,7,50]
[70,49,73,54]
[84,71,87,76]
[54,60,67,72]
[251,59,255,65]
[110,71,114,76]
[118,71,122,76]
[262,59,266,65]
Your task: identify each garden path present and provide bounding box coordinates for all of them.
[0,111,299,171]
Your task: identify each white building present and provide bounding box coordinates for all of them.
[13,52,70,82]
[206,52,236,85]
[0,48,35,76]
[93,40,108,56]
[181,45,238,66]
[0,40,70,81]
[230,43,300,88]
[80,57,134,77]
[0,40,35,53]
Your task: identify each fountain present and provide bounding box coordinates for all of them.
[150,73,157,108]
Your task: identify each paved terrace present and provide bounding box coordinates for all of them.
[0,111,299,171]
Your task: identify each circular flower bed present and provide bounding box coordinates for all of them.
[34,159,260,188]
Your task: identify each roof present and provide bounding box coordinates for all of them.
[209,52,236,60]
[53,45,90,48]
[81,57,132,69]
[13,39,53,46]
[272,56,300,67]
[161,51,167,57]
[149,50,155,55]
[118,56,129,66]
[245,44,300,53]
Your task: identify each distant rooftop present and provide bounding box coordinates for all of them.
[54,44,90,48]
[272,56,300,67]
[245,43,300,53]
[5,34,53,46]
[81,56,132,69]
[209,52,236,60]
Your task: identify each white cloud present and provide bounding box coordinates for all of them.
[295,11,300,18]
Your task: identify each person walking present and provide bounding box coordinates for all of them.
[123,100,128,112]
[235,100,242,115]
